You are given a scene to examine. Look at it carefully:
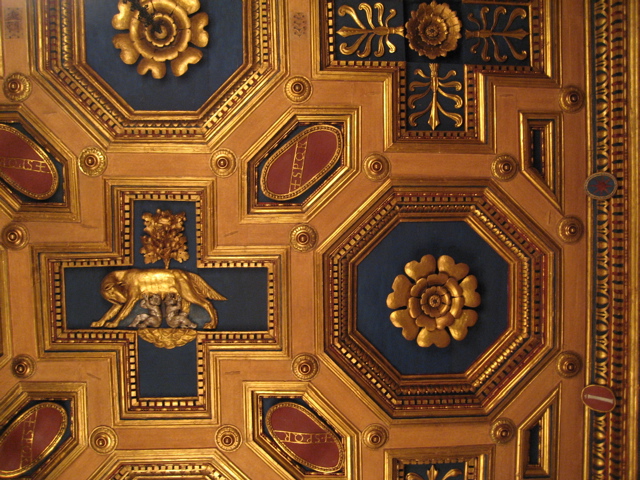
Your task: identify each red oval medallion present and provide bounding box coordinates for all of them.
[266,402,343,473]
[261,125,342,201]
[582,385,616,412]
[0,402,67,476]
[0,124,58,200]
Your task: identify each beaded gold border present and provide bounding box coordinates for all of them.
[385,446,493,480]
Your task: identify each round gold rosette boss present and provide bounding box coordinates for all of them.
[405,1,462,59]
[387,254,480,348]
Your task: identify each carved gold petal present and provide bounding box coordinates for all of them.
[1,223,29,250]
[78,146,107,177]
[556,350,582,378]
[559,85,585,113]
[210,148,237,177]
[290,224,318,252]
[284,75,312,103]
[90,426,118,454]
[12,354,36,378]
[3,73,31,102]
[557,216,584,243]
[292,353,320,380]
[362,424,388,449]
[491,154,518,181]
[490,417,516,444]
[363,153,390,181]
[216,425,242,452]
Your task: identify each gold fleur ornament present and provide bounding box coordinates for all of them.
[387,254,480,348]
[112,0,209,79]
[405,1,461,60]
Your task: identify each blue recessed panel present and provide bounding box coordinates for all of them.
[357,221,508,375]
[84,1,244,111]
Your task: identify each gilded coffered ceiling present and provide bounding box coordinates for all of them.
[0,1,636,479]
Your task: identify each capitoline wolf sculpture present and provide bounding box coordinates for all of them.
[91,209,226,330]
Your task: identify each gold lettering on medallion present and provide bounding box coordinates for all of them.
[289,137,308,192]
[0,156,50,174]
[274,429,333,444]
[19,411,38,468]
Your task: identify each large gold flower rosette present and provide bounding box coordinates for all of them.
[386,254,480,348]
[405,1,461,59]
[112,0,209,79]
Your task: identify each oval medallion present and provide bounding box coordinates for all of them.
[0,402,67,477]
[0,124,58,200]
[260,125,342,201]
[265,402,343,473]
[582,385,616,412]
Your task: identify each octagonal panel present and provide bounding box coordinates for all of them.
[35,0,284,142]
[322,184,559,418]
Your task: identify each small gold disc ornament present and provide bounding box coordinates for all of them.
[12,354,36,379]
[559,86,585,113]
[90,426,118,454]
[78,147,107,177]
[290,224,318,252]
[490,417,516,444]
[363,153,390,181]
[491,154,518,181]
[362,424,388,449]
[1,223,29,250]
[292,353,319,380]
[215,425,242,452]
[210,148,237,177]
[556,351,582,378]
[557,216,584,243]
[3,73,31,102]
[284,76,312,103]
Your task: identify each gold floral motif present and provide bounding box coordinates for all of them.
[408,64,463,130]
[405,2,461,60]
[112,0,209,79]
[406,465,463,480]
[337,3,404,57]
[140,209,189,269]
[387,254,480,348]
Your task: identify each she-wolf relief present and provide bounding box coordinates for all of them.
[90,209,226,346]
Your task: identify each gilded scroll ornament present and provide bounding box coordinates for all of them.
[12,354,36,378]
[466,7,528,62]
[405,2,461,60]
[292,353,319,380]
[387,254,480,348]
[337,3,404,58]
[1,223,29,250]
[90,426,118,454]
[3,73,31,102]
[112,0,209,79]
[408,64,463,130]
[362,424,388,449]
[78,147,107,177]
[406,465,463,480]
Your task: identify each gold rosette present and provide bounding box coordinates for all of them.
[387,254,480,348]
[405,1,461,60]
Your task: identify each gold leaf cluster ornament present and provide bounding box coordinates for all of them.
[405,1,462,60]
[387,254,480,348]
[140,209,189,269]
[112,0,209,79]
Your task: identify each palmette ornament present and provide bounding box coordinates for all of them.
[387,254,480,348]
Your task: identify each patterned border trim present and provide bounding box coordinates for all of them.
[386,446,493,480]
[588,0,629,478]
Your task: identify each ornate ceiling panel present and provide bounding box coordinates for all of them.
[0,1,636,479]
